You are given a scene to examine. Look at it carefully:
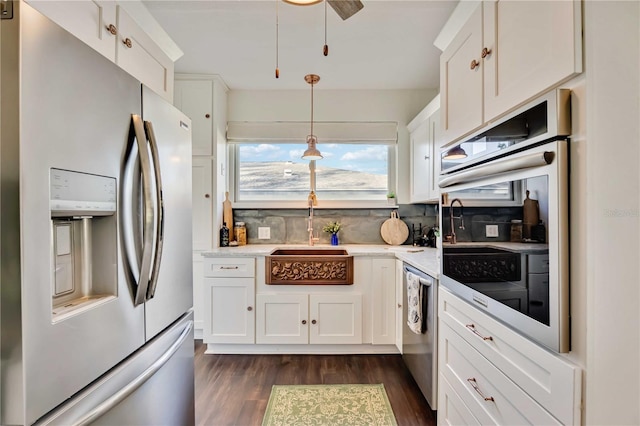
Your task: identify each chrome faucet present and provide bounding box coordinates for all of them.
[449,198,465,244]
[307,191,319,246]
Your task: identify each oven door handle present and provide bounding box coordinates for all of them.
[439,150,554,188]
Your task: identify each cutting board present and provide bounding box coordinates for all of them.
[380,211,409,245]
[223,192,234,241]
[523,190,539,239]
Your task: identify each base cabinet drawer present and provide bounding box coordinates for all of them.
[438,374,481,426]
[439,288,581,425]
[203,257,255,278]
[440,322,561,425]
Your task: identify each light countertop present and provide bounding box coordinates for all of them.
[442,241,549,254]
[202,244,440,278]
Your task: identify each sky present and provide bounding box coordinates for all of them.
[239,143,388,175]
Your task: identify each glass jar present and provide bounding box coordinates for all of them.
[510,219,523,242]
[234,222,247,246]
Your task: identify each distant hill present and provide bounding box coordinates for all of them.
[240,161,386,190]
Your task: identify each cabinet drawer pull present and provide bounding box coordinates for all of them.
[247,306,253,311]
[311,319,317,325]
[467,378,495,402]
[219,266,239,270]
[465,323,493,341]
[424,155,430,160]
[302,319,307,325]
[106,24,117,35]
[123,38,133,49]
[481,47,492,58]
[470,59,480,70]
[397,303,402,308]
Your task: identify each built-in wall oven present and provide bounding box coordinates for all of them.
[439,89,571,353]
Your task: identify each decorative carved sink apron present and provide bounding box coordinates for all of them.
[265,249,354,285]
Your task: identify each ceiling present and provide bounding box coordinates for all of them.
[144,0,458,91]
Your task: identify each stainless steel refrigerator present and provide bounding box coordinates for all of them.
[1,3,195,424]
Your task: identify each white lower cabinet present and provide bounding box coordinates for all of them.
[395,259,404,352]
[370,258,396,345]
[256,293,363,345]
[202,258,255,344]
[438,287,582,425]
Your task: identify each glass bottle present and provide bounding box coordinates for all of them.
[220,222,230,247]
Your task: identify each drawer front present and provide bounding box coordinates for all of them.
[439,288,581,425]
[440,322,561,425]
[204,257,255,277]
[438,374,481,426]
[528,254,550,273]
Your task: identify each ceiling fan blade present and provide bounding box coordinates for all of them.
[327,0,364,20]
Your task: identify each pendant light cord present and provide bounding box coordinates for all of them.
[323,0,329,56]
[275,0,280,78]
[310,80,314,135]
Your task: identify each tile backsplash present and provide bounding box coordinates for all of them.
[441,206,523,242]
[231,204,439,245]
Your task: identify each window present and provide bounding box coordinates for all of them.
[227,122,397,206]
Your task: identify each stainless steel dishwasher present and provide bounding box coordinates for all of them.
[402,263,437,410]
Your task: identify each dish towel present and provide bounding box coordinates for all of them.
[406,271,423,334]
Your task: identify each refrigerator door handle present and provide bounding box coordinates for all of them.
[72,320,194,426]
[124,114,155,306]
[143,120,165,301]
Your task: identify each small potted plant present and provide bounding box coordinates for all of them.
[387,191,396,205]
[322,221,342,246]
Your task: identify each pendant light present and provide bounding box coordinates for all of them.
[302,74,323,160]
[443,146,467,160]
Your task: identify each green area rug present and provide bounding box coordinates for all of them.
[262,384,398,426]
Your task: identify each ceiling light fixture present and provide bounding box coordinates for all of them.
[301,74,323,160]
[443,146,468,160]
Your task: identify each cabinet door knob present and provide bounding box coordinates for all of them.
[481,47,492,58]
[424,155,430,160]
[106,24,117,36]
[470,59,480,70]
[311,319,317,325]
[205,113,211,119]
[398,303,402,308]
[247,306,253,311]
[302,320,307,325]
[205,194,210,198]
[123,38,133,49]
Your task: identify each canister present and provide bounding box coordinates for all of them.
[510,219,523,242]
[234,222,247,245]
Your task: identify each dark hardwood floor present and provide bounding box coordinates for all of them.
[194,340,436,426]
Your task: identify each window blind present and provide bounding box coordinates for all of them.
[226,121,398,144]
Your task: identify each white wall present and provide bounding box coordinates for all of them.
[583,2,640,424]
[227,89,436,204]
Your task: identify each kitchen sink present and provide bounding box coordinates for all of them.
[265,248,353,285]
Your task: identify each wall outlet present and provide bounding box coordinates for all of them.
[258,227,271,239]
[486,225,499,237]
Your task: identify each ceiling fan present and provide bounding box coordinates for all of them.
[283,0,364,20]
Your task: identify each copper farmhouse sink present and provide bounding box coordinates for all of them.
[265,248,353,285]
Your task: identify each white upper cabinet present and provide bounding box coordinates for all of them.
[174,79,214,156]
[116,6,173,101]
[408,95,441,203]
[440,4,484,145]
[482,1,582,120]
[26,0,178,102]
[439,0,582,145]
[25,0,118,61]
